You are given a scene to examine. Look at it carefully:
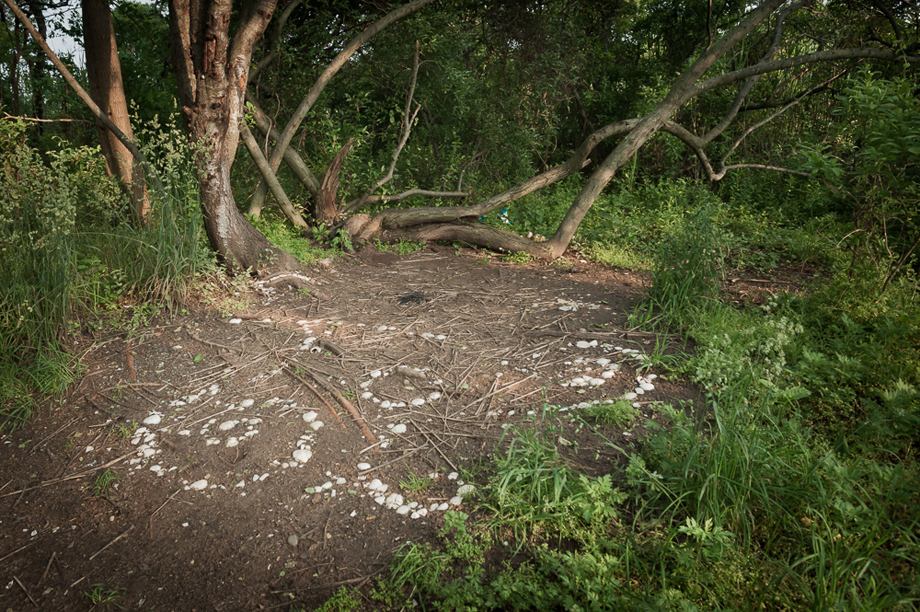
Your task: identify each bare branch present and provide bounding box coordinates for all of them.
[245,92,321,198]
[239,123,308,228]
[346,41,422,213]
[248,0,435,214]
[695,47,920,96]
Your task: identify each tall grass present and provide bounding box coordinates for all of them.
[0,115,210,430]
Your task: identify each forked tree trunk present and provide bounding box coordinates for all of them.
[168,0,299,274]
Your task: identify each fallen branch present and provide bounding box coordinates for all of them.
[282,366,345,428]
[89,525,134,561]
[289,361,377,447]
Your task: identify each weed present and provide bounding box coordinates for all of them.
[374,238,425,255]
[83,583,126,609]
[581,399,639,428]
[89,469,119,498]
[500,250,533,265]
[306,586,362,612]
[399,469,432,492]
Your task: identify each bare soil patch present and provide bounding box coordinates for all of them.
[2,245,706,611]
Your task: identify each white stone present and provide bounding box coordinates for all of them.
[457,484,476,498]
[370,370,382,378]
[143,414,161,426]
[575,341,591,349]
[428,392,441,400]
[228,318,242,324]
[357,463,372,471]
[447,472,459,480]
[596,358,611,366]
[640,382,655,391]
[411,398,425,407]
[449,496,463,506]
[623,392,637,400]
[303,411,318,423]
[368,478,383,490]
[226,437,239,448]
[240,399,255,408]
[437,502,450,511]
[380,400,391,409]
[219,420,237,431]
[310,421,324,431]
[361,392,373,400]
[396,505,411,515]
[292,449,312,463]
[391,424,407,435]
[189,479,208,490]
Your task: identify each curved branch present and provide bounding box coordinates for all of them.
[249,0,435,213]
[250,0,302,81]
[694,47,920,96]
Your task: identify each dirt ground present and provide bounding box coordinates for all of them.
[1,244,798,611]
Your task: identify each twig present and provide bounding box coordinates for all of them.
[1,451,135,498]
[0,542,32,564]
[89,525,135,561]
[13,576,38,608]
[357,446,424,474]
[282,367,345,427]
[149,490,183,538]
[38,552,56,587]
[189,331,247,353]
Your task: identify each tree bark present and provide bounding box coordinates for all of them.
[82,0,149,222]
[168,0,300,274]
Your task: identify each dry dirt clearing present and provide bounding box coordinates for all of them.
[1,245,699,611]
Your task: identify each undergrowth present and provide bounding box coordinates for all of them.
[0,115,213,430]
[348,185,919,611]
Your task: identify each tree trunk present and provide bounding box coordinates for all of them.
[168,0,299,274]
[82,0,149,222]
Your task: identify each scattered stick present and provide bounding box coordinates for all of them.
[288,361,377,448]
[282,367,345,428]
[415,427,458,472]
[13,576,38,608]
[0,542,32,564]
[358,446,423,475]
[38,552,56,587]
[0,451,135,498]
[89,525,134,561]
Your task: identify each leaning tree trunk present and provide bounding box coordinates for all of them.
[168,0,299,274]
[82,0,149,223]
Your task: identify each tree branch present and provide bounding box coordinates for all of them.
[248,0,435,214]
[245,92,320,204]
[345,41,422,214]
[695,47,920,96]
[239,122,308,228]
